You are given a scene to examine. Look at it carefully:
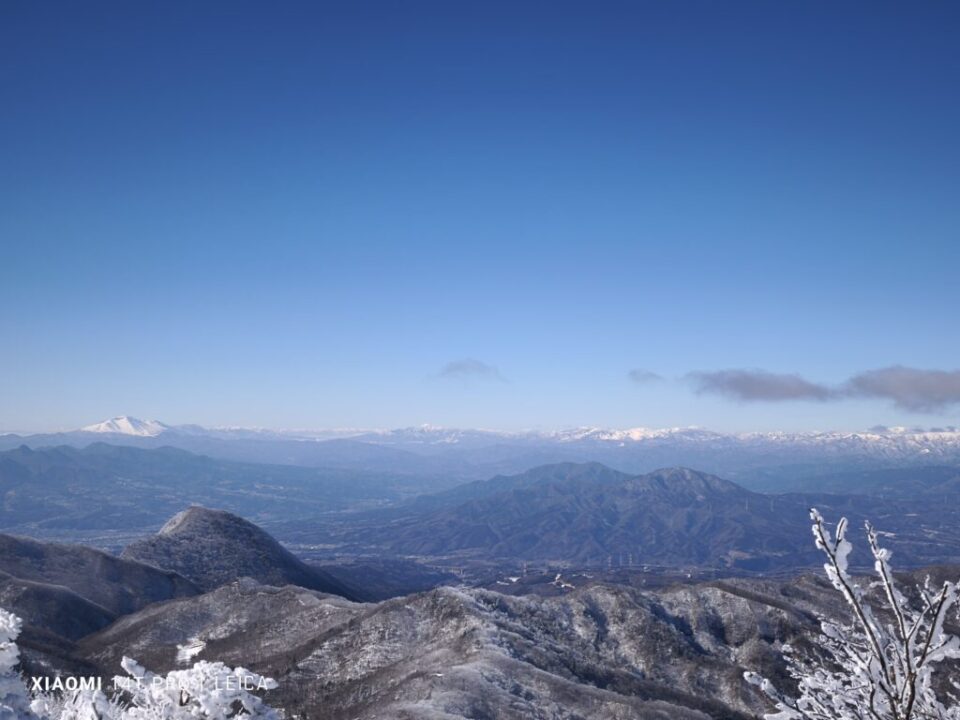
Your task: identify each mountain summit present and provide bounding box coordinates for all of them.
[346,464,812,568]
[122,507,363,600]
[80,416,170,437]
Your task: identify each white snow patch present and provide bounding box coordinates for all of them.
[176,638,206,665]
[81,416,169,437]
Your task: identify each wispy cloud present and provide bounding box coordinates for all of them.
[437,358,506,382]
[628,369,663,384]
[683,365,960,413]
[688,369,835,402]
[845,366,960,412]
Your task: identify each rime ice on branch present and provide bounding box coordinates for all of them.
[746,509,960,720]
[0,606,283,719]
[0,610,35,719]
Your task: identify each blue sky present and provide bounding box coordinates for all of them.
[2,1,958,433]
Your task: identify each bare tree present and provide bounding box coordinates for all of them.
[746,509,960,719]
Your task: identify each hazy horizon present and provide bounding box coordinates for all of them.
[5,413,959,438]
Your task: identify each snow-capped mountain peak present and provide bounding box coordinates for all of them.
[81,416,170,437]
[67,418,960,464]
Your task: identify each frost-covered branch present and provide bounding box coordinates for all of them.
[747,509,960,720]
[113,657,280,719]
[0,610,35,719]
[0,606,283,719]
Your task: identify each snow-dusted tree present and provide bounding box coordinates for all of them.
[112,657,280,720]
[0,609,35,720]
[33,687,125,720]
[746,509,960,720]
[32,657,282,720]
[0,606,282,720]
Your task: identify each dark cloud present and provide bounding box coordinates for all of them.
[437,359,506,382]
[688,369,834,402]
[628,369,663,384]
[844,366,960,412]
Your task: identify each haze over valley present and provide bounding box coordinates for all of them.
[4,417,960,579]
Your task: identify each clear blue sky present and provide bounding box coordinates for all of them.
[2,1,958,433]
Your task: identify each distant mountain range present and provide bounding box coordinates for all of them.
[0,443,459,543]
[341,465,811,568]
[280,463,960,572]
[4,443,960,573]
[5,415,960,490]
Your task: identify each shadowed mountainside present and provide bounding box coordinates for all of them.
[122,507,365,601]
[0,533,197,617]
[0,532,197,659]
[285,463,960,573]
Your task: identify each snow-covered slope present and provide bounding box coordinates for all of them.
[77,579,778,719]
[75,572,881,720]
[81,416,170,437]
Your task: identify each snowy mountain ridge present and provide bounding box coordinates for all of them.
[43,416,960,491]
[73,416,960,450]
[81,416,170,437]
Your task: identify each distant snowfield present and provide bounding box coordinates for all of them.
[72,415,960,455]
[81,416,170,437]
[71,415,960,445]
[175,637,206,665]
